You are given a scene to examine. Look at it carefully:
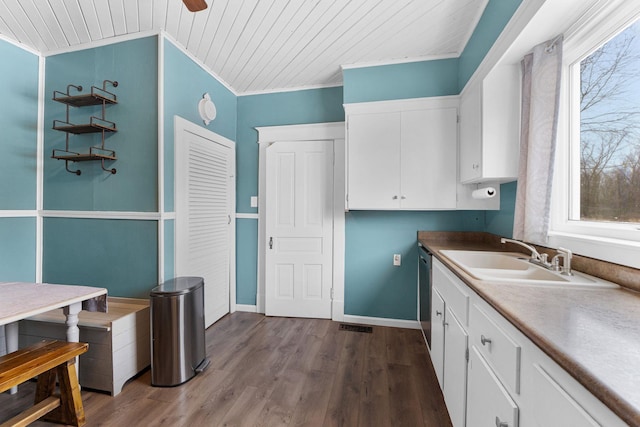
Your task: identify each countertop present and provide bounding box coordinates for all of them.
[418,231,640,427]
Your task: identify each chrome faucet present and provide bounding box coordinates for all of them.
[500,238,543,263]
[501,238,574,274]
[552,247,573,276]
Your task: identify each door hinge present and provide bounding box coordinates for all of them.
[331,288,334,299]
[465,348,469,362]
[457,115,460,123]
[269,237,273,249]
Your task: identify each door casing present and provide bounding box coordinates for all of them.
[256,122,345,321]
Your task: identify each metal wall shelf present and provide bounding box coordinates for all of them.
[51,80,119,175]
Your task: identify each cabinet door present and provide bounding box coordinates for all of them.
[530,364,599,427]
[347,112,401,209]
[443,307,469,427]
[467,346,519,427]
[431,287,446,388]
[459,84,482,183]
[401,108,457,209]
[481,65,520,181]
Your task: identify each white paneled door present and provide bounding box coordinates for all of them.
[175,117,235,328]
[265,140,334,318]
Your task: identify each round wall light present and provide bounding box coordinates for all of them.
[198,92,217,125]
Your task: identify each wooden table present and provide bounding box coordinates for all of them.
[0,282,107,393]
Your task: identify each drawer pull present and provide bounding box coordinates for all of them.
[481,335,492,346]
[495,416,508,427]
[435,310,442,317]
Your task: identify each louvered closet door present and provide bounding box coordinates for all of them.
[176,124,233,328]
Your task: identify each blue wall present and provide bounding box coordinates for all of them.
[0,41,39,210]
[163,39,237,213]
[43,37,158,212]
[0,40,39,282]
[162,39,238,283]
[235,87,345,305]
[486,182,517,238]
[0,218,37,282]
[345,211,484,320]
[343,59,459,104]
[42,37,160,297]
[458,0,523,90]
[43,218,158,297]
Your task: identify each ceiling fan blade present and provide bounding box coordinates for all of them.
[183,0,208,12]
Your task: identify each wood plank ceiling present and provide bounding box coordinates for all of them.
[0,0,489,94]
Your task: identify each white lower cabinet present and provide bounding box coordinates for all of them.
[530,364,599,427]
[432,261,470,427]
[443,307,468,427]
[431,288,446,387]
[429,258,628,427]
[467,346,518,427]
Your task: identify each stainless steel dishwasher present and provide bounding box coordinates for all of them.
[418,244,432,349]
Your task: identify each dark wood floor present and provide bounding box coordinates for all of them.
[0,312,452,427]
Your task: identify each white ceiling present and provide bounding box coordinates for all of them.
[0,0,489,94]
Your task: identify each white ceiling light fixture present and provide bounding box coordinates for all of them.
[198,93,217,125]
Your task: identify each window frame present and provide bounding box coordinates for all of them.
[549,1,640,269]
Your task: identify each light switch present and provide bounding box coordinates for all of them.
[250,196,258,208]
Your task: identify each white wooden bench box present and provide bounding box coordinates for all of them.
[18,297,150,396]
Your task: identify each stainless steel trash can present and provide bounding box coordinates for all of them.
[150,276,210,386]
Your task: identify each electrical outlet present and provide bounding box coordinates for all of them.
[393,254,401,266]
[250,196,258,208]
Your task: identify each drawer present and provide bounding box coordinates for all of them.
[433,259,469,325]
[469,303,521,394]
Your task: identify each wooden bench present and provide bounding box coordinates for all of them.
[0,340,88,427]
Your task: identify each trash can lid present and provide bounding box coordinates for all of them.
[150,276,204,296]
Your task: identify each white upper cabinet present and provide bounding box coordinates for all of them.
[459,64,521,184]
[345,97,458,210]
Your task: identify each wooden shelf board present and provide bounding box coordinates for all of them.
[52,153,117,162]
[53,93,117,107]
[53,124,117,134]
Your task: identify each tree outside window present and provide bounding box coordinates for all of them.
[579,21,640,223]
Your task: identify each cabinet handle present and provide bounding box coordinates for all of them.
[400,195,406,200]
[435,310,442,317]
[392,195,398,200]
[481,335,492,346]
[443,322,449,327]
[495,416,508,427]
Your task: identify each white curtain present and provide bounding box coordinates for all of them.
[513,35,563,244]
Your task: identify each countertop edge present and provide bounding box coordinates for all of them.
[418,232,640,427]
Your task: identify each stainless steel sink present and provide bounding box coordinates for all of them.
[440,250,618,289]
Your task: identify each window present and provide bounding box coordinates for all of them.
[549,2,640,268]
[575,21,640,224]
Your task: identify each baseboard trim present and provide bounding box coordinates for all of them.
[236,304,258,313]
[342,314,420,330]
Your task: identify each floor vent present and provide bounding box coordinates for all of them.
[339,324,373,333]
